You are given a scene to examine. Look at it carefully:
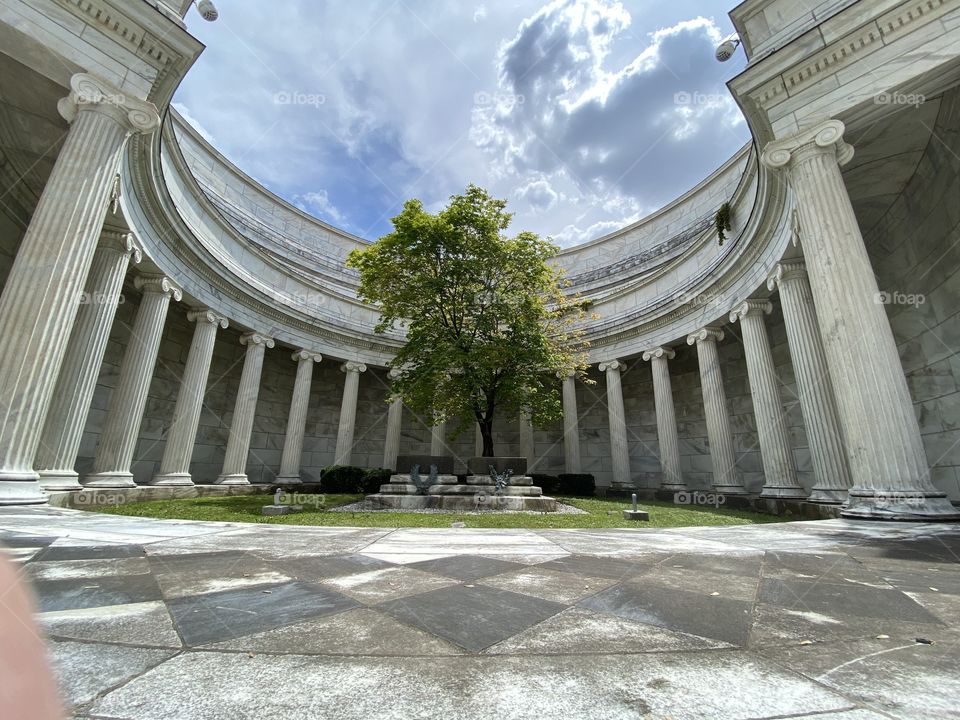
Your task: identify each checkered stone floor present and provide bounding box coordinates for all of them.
[2,507,959,719]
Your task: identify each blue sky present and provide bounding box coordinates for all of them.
[175,0,748,247]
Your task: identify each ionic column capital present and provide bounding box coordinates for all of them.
[598,359,625,373]
[767,259,808,291]
[187,308,228,328]
[240,332,275,348]
[388,367,402,380]
[100,228,142,264]
[642,346,675,362]
[760,119,854,171]
[292,349,322,363]
[730,299,772,323]
[556,368,578,379]
[57,73,160,135]
[687,326,724,345]
[135,274,182,301]
[341,361,367,374]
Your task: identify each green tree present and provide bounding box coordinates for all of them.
[347,185,591,457]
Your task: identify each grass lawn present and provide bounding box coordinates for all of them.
[96,493,787,529]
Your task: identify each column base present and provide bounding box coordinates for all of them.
[275,474,302,484]
[0,472,48,505]
[150,472,195,487]
[840,488,960,521]
[807,487,849,504]
[37,470,83,492]
[712,484,751,495]
[82,472,136,489]
[659,483,687,493]
[216,473,250,485]
[759,485,808,500]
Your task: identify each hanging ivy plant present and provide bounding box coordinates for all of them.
[715,201,732,245]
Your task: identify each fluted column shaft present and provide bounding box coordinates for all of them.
[769,261,852,503]
[687,328,745,494]
[519,409,535,471]
[35,231,141,491]
[560,371,581,474]
[430,421,448,457]
[642,347,684,491]
[599,360,631,489]
[84,276,181,488]
[335,362,367,466]
[217,333,274,485]
[731,301,804,498]
[0,74,158,504]
[763,120,958,519]
[382,369,403,470]
[277,350,322,482]
[152,310,227,486]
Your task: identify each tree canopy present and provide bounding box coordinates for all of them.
[346,185,591,456]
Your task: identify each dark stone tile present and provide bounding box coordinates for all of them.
[761,550,880,584]
[33,574,163,612]
[758,577,944,624]
[0,533,57,548]
[538,555,651,581]
[656,552,763,579]
[877,566,960,596]
[167,581,359,646]
[34,544,146,562]
[843,537,960,564]
[381,584,566,652]
[406,555,523,582]
[272,554,395,582]
[579,583,751,646]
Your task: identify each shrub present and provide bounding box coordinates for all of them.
[557,473,595,497]
[531,473,561,494]
[359,467,393,494]
[320,465,367,493]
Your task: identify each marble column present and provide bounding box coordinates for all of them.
[34,230,141,491]
[0,73,159,504]
[151,309,228,486]
[687,328,746,494]
[84,276,181,488]
[519,409,535,472]
[762,119,958,519]
[217,333,274,485]
[641,347,684,491]
[559,370,582,474]
[598,360,631,489]
[277,350,322,483]
[730,300,805,498]
[334,362,367,466]
[430,421,448,457]
[768,260,852,503]
[383,370,403,470]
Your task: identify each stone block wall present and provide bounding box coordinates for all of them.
[862,89,960,501]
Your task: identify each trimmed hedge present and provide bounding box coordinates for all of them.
[558,473,595,497]
[321,465,395,493]
[359,467,393,494]
[530,473,561,494]
[320,465,366,493]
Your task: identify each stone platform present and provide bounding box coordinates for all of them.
[2,507,959,719]
[366,472,558,512]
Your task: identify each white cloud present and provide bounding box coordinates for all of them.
[516,178,559,212]
[294,190,345,225]
[474,5,488,22]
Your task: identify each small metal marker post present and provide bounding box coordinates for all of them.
[623,492,649,521]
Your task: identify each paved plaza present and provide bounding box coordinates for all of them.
[2,508,958,719]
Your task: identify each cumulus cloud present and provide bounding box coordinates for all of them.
[176,0,746,248]
[472,1,746,234]
[516,178,559,211]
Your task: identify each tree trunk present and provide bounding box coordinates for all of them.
[480,419,494,457]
